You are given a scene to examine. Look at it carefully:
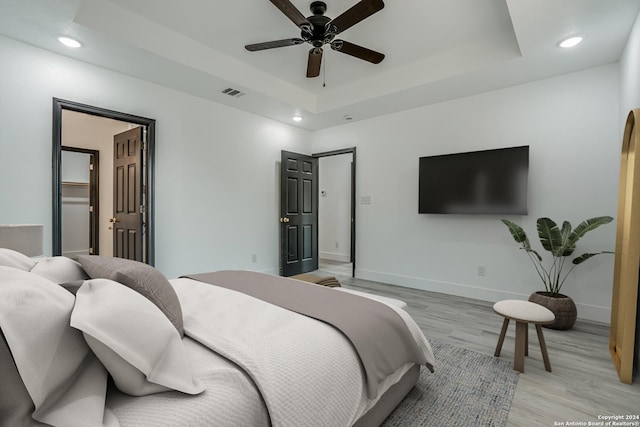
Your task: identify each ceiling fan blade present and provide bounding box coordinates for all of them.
[269,0,313,34]
[306,47,323,78]
[330,40,384,64]
[326,0,384,35]
[245,38,304,51]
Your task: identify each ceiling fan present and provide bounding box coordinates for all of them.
[245,0,385,78]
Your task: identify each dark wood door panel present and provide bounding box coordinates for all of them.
[302,224,313,260]
[115,166,124,213]
[286,177,298,214]
[303,179,313,213]
[127,164,137,214]
[286,225,299,263]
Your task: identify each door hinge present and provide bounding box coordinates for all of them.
[89,163,94,170]
[89,247,94,254]
[89,205,94,213]
[140,205,146,214]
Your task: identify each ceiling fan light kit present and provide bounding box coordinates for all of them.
[246,0,385,78]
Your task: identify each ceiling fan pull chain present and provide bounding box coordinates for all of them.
[323,52,327,87]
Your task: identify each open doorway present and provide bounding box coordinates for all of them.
[314,148,356,277]
[52,99,156,265]
[60,147,99,258]
[278,147,356,278]
[61,111,137,258]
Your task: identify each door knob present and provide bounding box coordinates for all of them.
[109,217,119,223]
[280,217,290,223]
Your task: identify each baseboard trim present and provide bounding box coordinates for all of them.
[319,252,351,263]
[356,268,611,324]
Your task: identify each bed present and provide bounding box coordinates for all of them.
[0,248,435,427]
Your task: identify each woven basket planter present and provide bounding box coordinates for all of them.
[528,291,577,330]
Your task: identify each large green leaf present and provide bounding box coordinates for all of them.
[502,219,541,261]
[558,221,575,256]
[562,216,614,253]
[571,251,614,265]
[537,217,563,255]
[560,221,572,244]
[501,219,528,244]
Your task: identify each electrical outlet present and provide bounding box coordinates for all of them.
[477,265,486,277]
[251,254,257,263]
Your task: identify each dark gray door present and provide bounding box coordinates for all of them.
[113,127,143,261]
[280,150,318,276]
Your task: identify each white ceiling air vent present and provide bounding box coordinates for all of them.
[222,87,245,97]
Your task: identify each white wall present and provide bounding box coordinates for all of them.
[0,35,311,278]
[620,10,640,116]
[318,154,352,262]
[311,64,621,323]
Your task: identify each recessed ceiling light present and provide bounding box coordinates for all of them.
[58,36,82,48]
[558,35,584,48]
[292,115,303,122]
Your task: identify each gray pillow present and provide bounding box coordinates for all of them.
[77,256,184,337]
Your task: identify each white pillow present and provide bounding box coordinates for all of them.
[71,278,205,397]
[0,267,111,427]
[30,256,89,284]
[0,248,36,271]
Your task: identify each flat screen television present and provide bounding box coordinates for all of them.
[419,146,529,215]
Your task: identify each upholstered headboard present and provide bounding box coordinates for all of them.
[0,225,44,257]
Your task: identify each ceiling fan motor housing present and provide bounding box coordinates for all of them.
[310,1,327,15]
[303,2,334,47]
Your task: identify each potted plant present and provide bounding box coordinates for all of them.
[501,216,613,329]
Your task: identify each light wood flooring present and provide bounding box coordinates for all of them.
[315,260,640,427]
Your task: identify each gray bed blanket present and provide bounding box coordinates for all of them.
[182,270,431,399]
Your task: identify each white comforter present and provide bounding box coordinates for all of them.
[170,277,434,427]
[107,337,270,426]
